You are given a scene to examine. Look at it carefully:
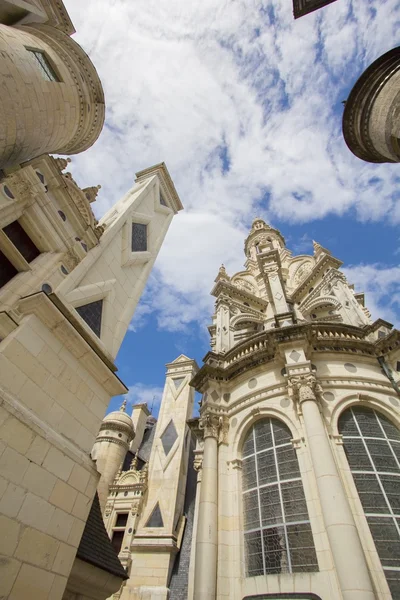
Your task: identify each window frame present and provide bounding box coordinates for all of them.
[338,406,400,596]
[241,417,318,577]
[110,511,129,555]
[0,218,43,291]
[25,47,61,82]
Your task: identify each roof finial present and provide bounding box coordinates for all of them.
[120,398,127,412]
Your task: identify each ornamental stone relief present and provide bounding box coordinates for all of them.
[293,261,313,286]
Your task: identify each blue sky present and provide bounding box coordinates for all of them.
[65,0,400,416]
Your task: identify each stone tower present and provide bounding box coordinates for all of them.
[343,46,400,163]
[186,218,400,600]
[0,0,105,170]
[0,159,183,600]
[92,401,135,510]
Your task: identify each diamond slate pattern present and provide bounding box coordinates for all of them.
[76,299,103,337]
[76,492,128,579]
[161,420,178,455]
[146,503,164,527]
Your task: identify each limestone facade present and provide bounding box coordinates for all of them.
[0,0,105,170]
[0,157,183,600]
[343,46,400,163]
[100,219,400,600]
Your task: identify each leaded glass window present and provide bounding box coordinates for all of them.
[339,407,400,598]
[26,49,60,82]
[242,418,318,577]
[131,223,147,252]
[76,299,103,338]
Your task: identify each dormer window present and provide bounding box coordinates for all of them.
[131,223,147,252]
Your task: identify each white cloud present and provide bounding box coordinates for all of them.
[343,264,400,326]
[64,0,400,333]
[126,383,164,416]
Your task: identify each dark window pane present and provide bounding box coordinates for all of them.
[115,513,128,527]
[111,530,124,554]
[76,299,103,338]
[131,222,147,252]
[386,570,400,598]
[366,438,399,473]
[355,408,384,438]
[367,517,400,568]
[243,490,259,531]
[0,248,18,288]
[262,526,286,574]
[380,417,400,442]
[254,420,272,452]
[242,456,257,491]
[281,481,308,522]
[339,410,358,436]
[161,420,178,455]
[244,531,264,577]
[259,485,282,527]
[381,475,400,513]
[353,473,388,514]
[3,220,40,263]
[146,503,164,527]
[257,449,276,486]
[242,431,255,457]
[343,439,373,471]
[272,420,292,445]
[276,445,300,480]
[287,523,318,572]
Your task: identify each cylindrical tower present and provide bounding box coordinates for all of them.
[0,22,105,169]
[342,46,400,163]
[92,401,135,511]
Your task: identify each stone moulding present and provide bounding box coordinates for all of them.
[190,321,400,390]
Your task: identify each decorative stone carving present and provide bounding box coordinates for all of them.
[287,373,323,406]
[193,454,203,472]
[218,415,229,445]
[54,157,71,172]
[199,412,220,439]
[293,261,313,286]
[83,184,101,203]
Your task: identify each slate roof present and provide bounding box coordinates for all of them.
[169,436,197,599]
[76,492,129,580]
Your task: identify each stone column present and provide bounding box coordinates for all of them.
[290,375,375,600]
[194,412,220,600]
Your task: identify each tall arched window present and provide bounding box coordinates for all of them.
[339,406,400,598]
[242,418,318,577]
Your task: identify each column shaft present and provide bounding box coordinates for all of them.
[302,399,375,600]
[194,436,218,600]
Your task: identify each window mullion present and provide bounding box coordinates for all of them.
[351,409,400,541]
[253,426,266,576]
[271,420,292,573]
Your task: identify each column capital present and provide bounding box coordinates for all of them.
[287,372,323,406]
[199,411,229,442]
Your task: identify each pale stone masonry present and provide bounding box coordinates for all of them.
[0,0,105,170]
[0,154,183,600]
[98,219,400,600]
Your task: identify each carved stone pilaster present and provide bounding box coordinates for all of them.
[218,415,229,445]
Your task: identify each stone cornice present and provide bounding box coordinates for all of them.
[190,321,399,390]
[135,162,183,213]
[211,280,268,309]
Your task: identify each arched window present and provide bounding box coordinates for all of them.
[242,418,318,577]
[339,406,400,597]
